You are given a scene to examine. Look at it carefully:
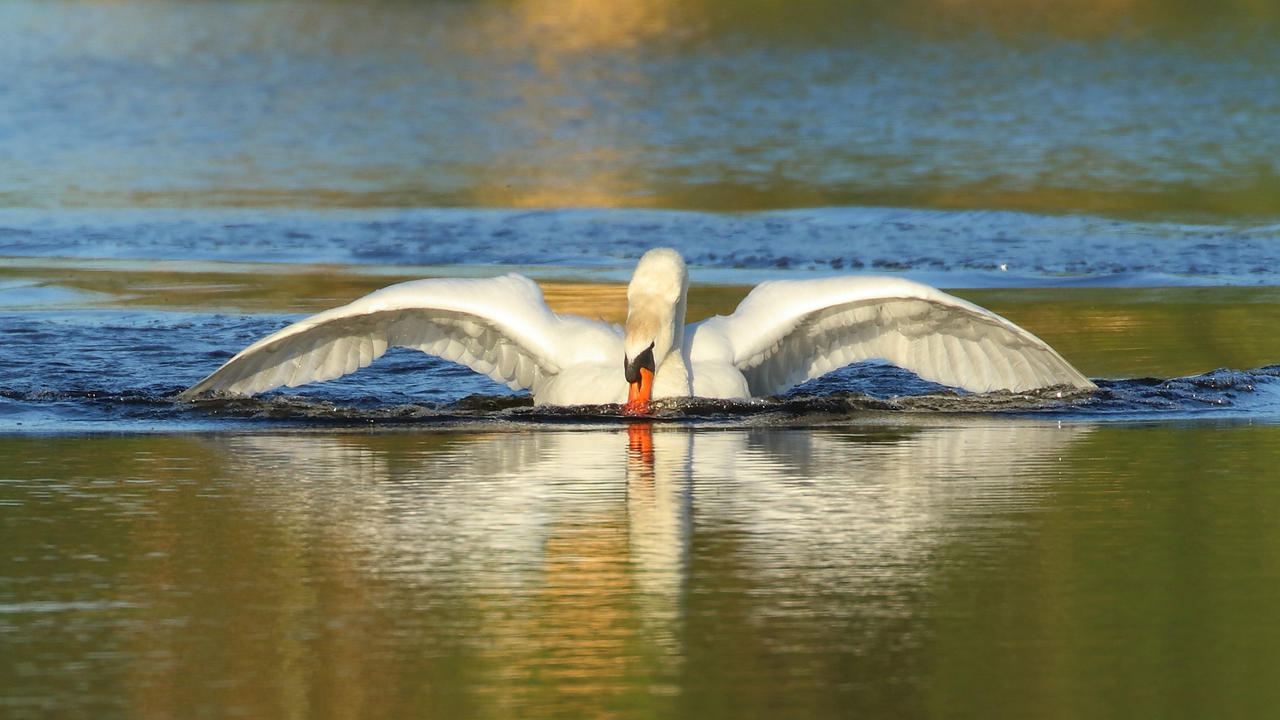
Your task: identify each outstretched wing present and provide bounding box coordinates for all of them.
[181,274,615,399]
[688,276,1094,396]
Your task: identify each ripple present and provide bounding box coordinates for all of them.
[3,207,1277,287]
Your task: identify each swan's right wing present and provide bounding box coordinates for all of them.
[689,276,1094,397]
[181,274,616,399]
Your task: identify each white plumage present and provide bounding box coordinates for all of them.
[182,248,1094,404]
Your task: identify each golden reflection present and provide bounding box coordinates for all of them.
[534,518,635,690]
[961,287,1280,379]
[459,0,680,210]
[508,0,684,55]
[84,174,1280,217]
[79,163,1280,217]
[541,282,630,324]
[476,181,647,212]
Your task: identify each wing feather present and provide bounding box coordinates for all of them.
[181,274,610,399]
[688,276,1094,396]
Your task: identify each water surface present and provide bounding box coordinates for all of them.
[4,231,1279,717]
[3,1,1280,717]
[3,1,1279,216]
[4,423,1280,718]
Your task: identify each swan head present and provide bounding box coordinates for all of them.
[623,248,688,415]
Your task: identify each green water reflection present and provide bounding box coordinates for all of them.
[3,423,1279,718]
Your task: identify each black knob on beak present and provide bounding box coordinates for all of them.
[624,343,655,384]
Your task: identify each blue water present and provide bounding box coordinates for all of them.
[2,2,1279,215]
[2,207,1277,287]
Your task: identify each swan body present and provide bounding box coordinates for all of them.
[182,248,1094,406]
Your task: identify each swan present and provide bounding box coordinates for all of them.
[181,248,1095,412]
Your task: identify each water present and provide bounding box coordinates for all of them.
[3,1,1280,717]
[5,226,1280,720]
[2,1,1279,216]
[5,425,1280,718]
[3,207,1279,286]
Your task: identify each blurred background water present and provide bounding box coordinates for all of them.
[2,0,1278,217]
[3,1,1280,718]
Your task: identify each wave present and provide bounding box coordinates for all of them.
[4,207,1277,287]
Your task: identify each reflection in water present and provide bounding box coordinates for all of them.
[625,423,691,660]
[7,424,1280,717]
[162,421,1087,715]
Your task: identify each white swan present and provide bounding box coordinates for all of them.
[181,248,1094,411]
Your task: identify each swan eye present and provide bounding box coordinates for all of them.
[624,343,655,383]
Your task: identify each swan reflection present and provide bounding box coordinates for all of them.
[208,421,1086,676]
[216,421,1089,582]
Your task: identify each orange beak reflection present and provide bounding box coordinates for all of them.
[623,366,654,415]
[626,422,654,463]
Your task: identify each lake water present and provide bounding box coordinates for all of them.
[3,1,1280,718]
[5,423,1280,718]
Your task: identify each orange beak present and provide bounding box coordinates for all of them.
[623,366,654,415]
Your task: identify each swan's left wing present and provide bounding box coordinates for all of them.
[688,276,1094,396]
[181,274,614,399]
